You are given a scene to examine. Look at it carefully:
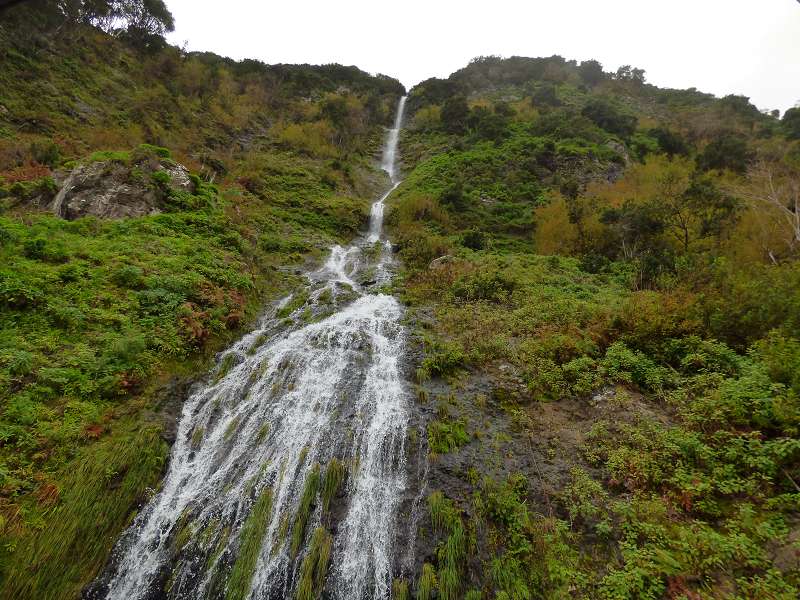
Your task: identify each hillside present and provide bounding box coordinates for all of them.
[387,56,800,599]
[0,5,403,598]
[1,5,799,600]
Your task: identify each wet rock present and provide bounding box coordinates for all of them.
[151,376,198,444]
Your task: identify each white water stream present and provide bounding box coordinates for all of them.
[93,96,409,600]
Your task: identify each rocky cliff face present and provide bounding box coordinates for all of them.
[50,158,195,220]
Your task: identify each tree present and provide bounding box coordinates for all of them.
[729,162,800,262]
[615,65,646,85]
[581,98,637,138]
[440,181,467,211]
[465,105,510,142]
[697,133,753,173]
[1,0,174,46]
[578,60,605,87]
[782,107,800,140]
[649,127,689,157]
[529,83,560,108]
[440,96,469,135]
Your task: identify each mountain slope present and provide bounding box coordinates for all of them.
[0,11,403,598]
[387,56,800,599]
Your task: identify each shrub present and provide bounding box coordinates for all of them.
[600,342,669,391]
[460,229,487,250]
[452,271,516,303]
[581,98,637,138]
[23,236,68,262]
[428,420,469,454]
[421,341,466,377]
[110,265,145,289]
[697,133,753,173]
[30,139,61,167]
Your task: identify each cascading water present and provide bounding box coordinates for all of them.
[90,97,410,600]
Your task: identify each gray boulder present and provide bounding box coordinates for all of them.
[50,159,195,220]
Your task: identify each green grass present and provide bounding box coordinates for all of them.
[295,527,332,600]
[320,458,346,513]
[427,419,469,454]
[416,563,437,600]
[0,423,167,599]
[392,578,410,600]
[291,464,321,557]
[226,487,274,600]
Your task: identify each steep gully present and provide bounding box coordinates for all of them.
[88,97,421,600]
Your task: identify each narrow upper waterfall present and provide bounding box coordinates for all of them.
[89,97,410,600]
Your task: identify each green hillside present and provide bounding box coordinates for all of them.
[387,56,800,599]
[0,3,403,597]
[0,4,799,600]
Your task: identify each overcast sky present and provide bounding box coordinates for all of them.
[166,0,799,113]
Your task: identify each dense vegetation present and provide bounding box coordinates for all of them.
[2,3,799,598]
[0,4,402,597]
[389,55,800,599]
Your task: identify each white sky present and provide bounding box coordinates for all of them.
[166,0,800,113]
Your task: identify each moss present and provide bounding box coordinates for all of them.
[191,426,205,450]
[206,525,231,570]
[174,515,195,553]
[86,149,131,163]
[272,514,290,556]
[226,488,273,600]
[247,333,268,355]
[277,290,310,318]
[291,464,320,557]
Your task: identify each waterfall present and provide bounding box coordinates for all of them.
[90,97,410,600]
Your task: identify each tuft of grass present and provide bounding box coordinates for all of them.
[255,423,270,443]
[392,578,410,600]
[224,415,241,441]
[427,419,469,454]
[426,491,469,600]
[247,333,268,355]
[320,458,347,513]
[295,527,332,600]
[291,464,321,557]
[191,426,205,449]
[226,487,274,600]
[215,353,238,383]
[277,290,310,319]
[438,566,459,600]
[416,563,437,600]
[173,510,195,552]
[428,491,450,533]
